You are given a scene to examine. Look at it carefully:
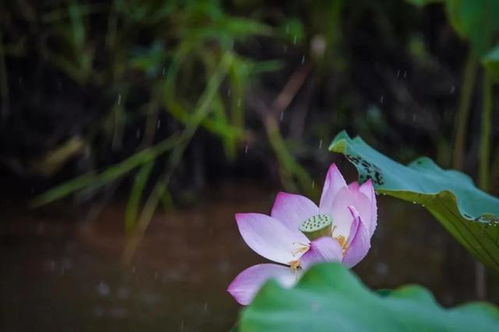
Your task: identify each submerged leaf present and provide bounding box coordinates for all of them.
[240,263,499,331]
[329,131,499,273]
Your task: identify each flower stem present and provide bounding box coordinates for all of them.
[475,70,494,301]
[452,51,478,169]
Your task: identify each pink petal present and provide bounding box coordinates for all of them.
[300,236,343,270]
[345,206,360,249]
[236,213,310,265]
[319,163,348,214]
[348,181,360,191]
[326,186,372,240]
[342,206,371,267]
[359,179,377,237]
[227,263,298,305]
[271,192,319,231]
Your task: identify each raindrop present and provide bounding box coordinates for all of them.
[280,111,284,121]
[412,113,416,122]
[62,258,72,270]
[310,302,321,312]
[157,120,161,129]
[379,95,384,104]
[48,260,56,271]
[37,223,45,234]
[403,70,407,79]
[319,139,323,149]
[162,67,166,77]
[244,145,248,154]
[109,307,128,319]
[93,307,105,317]
[449,85,456,94]
[375,262,388,275]
[117,94,122,105]
[237,99,242,107]
[293,35,297,44]
[227,88,231,97]
[117,287,129,299]
[301,55,305,64]
[312,181,315,188]
[136,129,141,138]
[396,69,401,78]
[203,301,208,313]
[97,281,110,296]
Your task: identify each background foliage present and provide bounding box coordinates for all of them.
[0,0,497,248]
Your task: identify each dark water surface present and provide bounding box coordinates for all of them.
[1,182,497,331]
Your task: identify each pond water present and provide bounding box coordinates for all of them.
[1,182,497,331]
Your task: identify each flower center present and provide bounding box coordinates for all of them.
[334,232,348,253]
[299,214,333,240]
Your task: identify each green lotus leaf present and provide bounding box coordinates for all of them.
[445,0,499,56]
[329,131,499,273]
[407,0,499,57]
[240,263,499,331]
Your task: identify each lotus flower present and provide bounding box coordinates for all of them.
[227,163,377,305]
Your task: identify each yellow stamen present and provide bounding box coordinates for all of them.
[291,243,309,256]
[331,225,349,254]
[289,260,301,271]
[336,235,347,249]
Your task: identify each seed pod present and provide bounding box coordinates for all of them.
[299,214,332,240]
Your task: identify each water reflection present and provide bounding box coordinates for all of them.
[0,182,497,331]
